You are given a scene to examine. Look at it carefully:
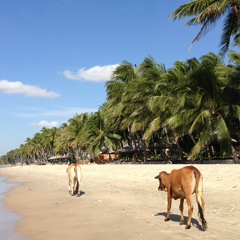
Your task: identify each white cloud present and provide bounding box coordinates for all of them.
[63,64,119,82]
[31,120,59,128]
[0,80,60,98]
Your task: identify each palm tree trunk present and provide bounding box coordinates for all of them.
[232,146,238,164]
[190,134,197,145]
[172,128,182,162]
[142,140,147,163]
[164,127,170,143]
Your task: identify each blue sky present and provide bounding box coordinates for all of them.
[0,1,228,156]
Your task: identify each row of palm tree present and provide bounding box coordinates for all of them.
[1,51,239,165]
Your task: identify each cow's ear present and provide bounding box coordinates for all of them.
[155,175,159,179]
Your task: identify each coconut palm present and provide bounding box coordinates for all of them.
[126,57,167,134]
[54,125,71,155]
[167,53,240,158]
[66,113,89,161]
[106,61,137,110]
[83,111,122,160]
[40,127,58,158]
[105,61,138,146]
[169,0,240,53]
[142,59,196,160]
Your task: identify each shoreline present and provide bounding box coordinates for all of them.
[0,176,25,240]
[0,164,240,240]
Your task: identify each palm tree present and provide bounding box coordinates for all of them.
[167,53,240,159]
[125,57,168,161]
[142,59,195,161]
[40,127,58,158]
[105,61,138,147]
[83,111,122,160]
[169,0,240,53]
[126,57,166,134]
[54,125,71,155]
[66,113,89,161]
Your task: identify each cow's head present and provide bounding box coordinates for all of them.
[155,172,167,191]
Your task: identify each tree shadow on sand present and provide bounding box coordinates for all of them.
[154,212,204,231]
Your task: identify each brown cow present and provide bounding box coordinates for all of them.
[155,166,207,230]
[66,163,82,197]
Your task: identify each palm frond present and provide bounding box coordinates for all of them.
[143,117,162,140]
[220,9,237,53]
[190,125,212,156]
[189,110,211,134]
[228,50,240,65]
[215,115,232,154]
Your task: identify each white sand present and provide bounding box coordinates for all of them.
[0,164,239,240]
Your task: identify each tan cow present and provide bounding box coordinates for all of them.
[155,166,207,230]
[66,163,82,197]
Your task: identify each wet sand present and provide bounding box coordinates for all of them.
[0,164,239,240]
[0,176,25,240]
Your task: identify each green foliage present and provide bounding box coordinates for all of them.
[1,51,239,163]
[169,0,240,53]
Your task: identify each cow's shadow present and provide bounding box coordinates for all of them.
[154,212,204,231]
[79,191,85,196]
[71,190,85,197]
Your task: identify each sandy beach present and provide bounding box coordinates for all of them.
[0,163,239,240]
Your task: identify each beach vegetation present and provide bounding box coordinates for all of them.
[1,51,239,165]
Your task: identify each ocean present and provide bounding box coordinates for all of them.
[0,175,26,240]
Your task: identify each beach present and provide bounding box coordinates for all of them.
[0,163,239,240]
[0,176,25,240]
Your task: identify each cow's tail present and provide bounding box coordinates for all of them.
[194,170,208,231]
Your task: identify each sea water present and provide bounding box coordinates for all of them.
[0,175,26,240]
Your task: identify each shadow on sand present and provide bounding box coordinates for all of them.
[79,191,85,196]
[70,190,85,197]
[154,212,204,231]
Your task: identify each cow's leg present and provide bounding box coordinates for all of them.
[179,198,184,225]
[74,179,79,195]
[185,196,193,229]
[75,181,80,197]
[165,195,172,221]
[75,181,78,195]
[70,178,75,196]
[68,179,72,195]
